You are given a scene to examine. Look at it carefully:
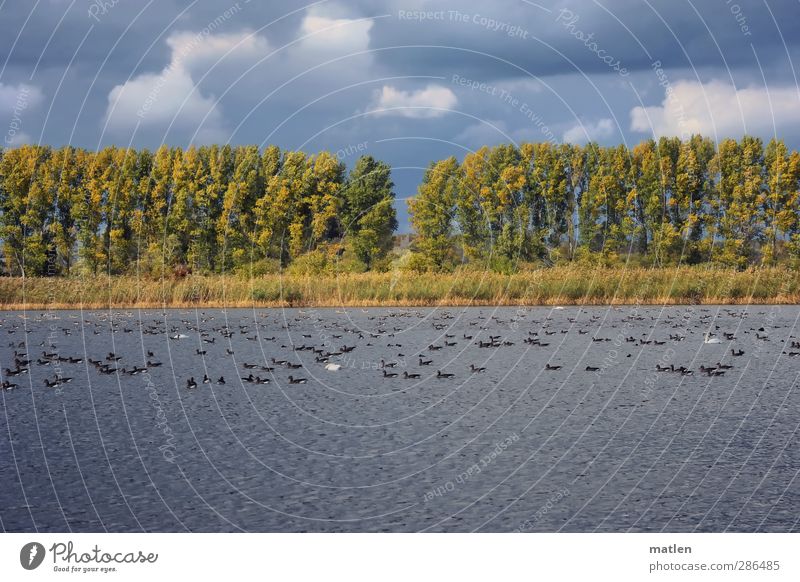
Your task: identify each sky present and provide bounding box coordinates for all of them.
[2,0,800,231]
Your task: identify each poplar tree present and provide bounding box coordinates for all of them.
[408,157,460,270]
[342,155,397,268]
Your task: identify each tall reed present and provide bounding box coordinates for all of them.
[0,267,798,309]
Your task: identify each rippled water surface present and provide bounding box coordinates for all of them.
[1,306,798,532]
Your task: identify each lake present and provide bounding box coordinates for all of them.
[1,306,798,532]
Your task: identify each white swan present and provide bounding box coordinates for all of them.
[703,333,721,344]
[325,363,342,371]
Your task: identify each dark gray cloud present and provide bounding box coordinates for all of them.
[2,0,800,230]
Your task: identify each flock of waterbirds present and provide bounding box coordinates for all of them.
[0,305,795,393]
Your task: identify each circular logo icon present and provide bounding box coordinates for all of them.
[20,542,46,570]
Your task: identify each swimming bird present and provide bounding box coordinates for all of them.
[436,370,454,378]
[419,357,433,366]
[186,377,198,389]
[470,364,486,373]
[324,363,342,371]
[217,376,226,385]
[382,369,398,378]
[403,371,420,379]
[44,375,72,388]
[545,363,562,370]
[585,366,600,371]
[202,374,211,384]
[731,348,745,356]
[288,375,307,384]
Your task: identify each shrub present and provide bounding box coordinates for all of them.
[403,252,435,273]
[235,258,282,278]
[287,250,328,275]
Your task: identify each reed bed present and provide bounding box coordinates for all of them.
[0,267,798,309]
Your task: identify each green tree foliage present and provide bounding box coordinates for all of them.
[4,137,800,277]
[409,157,460,270]
[0,145,397,276]
[342,155,398,268]
[406,136,800,271]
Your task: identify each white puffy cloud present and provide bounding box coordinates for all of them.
[1,82,44,146]
[0,82,44,112]
[299,13,373,55]
[104,30,273,143]
[562,117,614,143]
[276,9,375,93]
[103,6,378,142]
[630,79,800,138]
[370,85,458,118]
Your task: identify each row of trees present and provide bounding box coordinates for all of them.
[3,136,800,278]
[409,136,800,270]
[0,145,397,276]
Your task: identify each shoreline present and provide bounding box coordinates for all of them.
[1,299,799,311]
[0,267,798,310]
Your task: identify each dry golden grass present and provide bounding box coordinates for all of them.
[0,266,798,309]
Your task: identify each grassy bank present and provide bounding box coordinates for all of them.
[0,267,798,309]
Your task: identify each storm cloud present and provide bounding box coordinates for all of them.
[2,0,800,228]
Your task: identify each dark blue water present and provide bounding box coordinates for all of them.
[1,306,798,532]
